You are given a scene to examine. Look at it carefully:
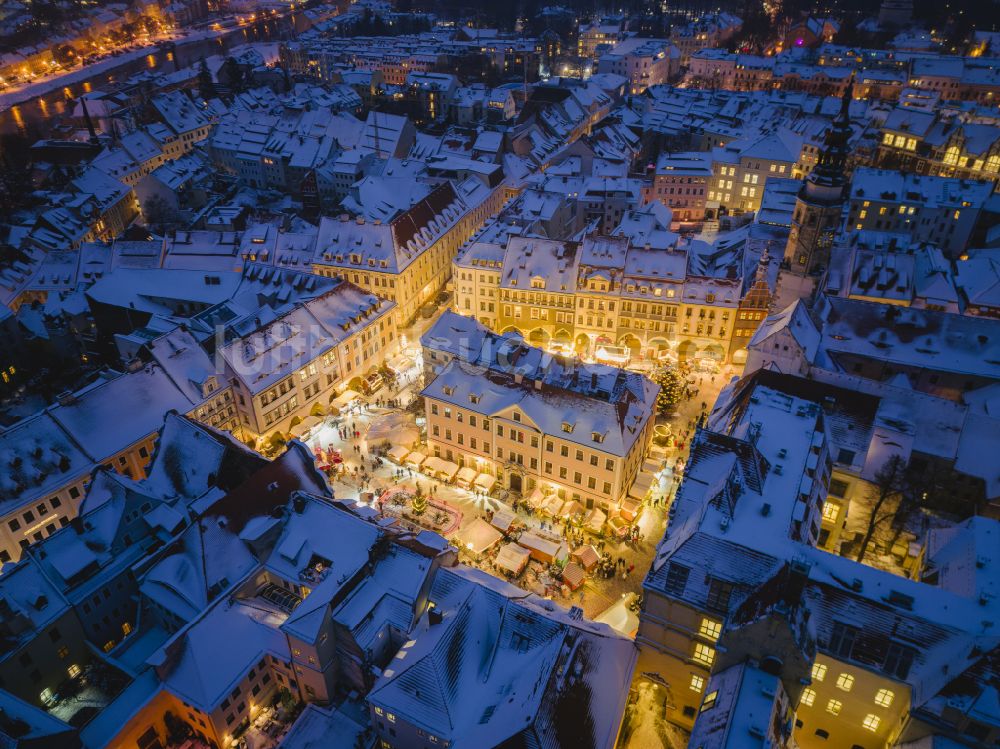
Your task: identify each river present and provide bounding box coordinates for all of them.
[0,16,294,136]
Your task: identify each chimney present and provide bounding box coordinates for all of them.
[292,495,306,514]
[428,607,443,626]
[70,516,85,535]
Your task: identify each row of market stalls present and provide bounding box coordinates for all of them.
[523,488,644,538]
[450,510,613,596]
[389,446,497,493]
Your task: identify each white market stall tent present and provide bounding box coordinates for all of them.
[490,509,517,534]
[455,466,477,488]
[455,518,503,556]
[387,445,410,464]
[585,508,607,534]
[423,456,459,481]
[474,473,496,492]
[495,542,531,575]
[405,451,427,468]
[330,389,362,412]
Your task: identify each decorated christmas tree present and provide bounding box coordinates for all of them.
[412,489,427,515]
[652,365,684,416]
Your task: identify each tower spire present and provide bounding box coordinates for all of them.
[80,97,99,146]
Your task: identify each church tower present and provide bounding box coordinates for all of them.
[774,80,853,309]
[729,248,774,364]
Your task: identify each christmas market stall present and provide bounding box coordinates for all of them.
[455,466,477,489]
[495,542,531,576]
[454,518,502,558]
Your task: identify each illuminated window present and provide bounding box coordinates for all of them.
[836,673,855,692]
[801,688,816,707]
[863,714,881,731]
[690,674,705,692]
[67,664,81,678]
[822,502,839,522]
[693,643,715,666]
[386,713,396,723]
[699,618,722,640]
[826,699,842,715]
[953,210,961,220]
[374,706,384,716]
[874,689,895,707]
[701,690,718,712]
[859,209,867,219]
[812,663,827,682]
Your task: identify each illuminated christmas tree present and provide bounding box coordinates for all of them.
[412,490,427,515]
[652,366,684,416]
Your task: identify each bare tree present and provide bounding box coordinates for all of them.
[856,455,907,565]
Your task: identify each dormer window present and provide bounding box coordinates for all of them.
[350,254,361,264]
[442,385,455,396]
[531,277,544,289]
[469,394,481,404]
[592,431,605,443]
[561,422,574,433]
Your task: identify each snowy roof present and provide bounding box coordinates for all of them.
[421,355,657,458]
[279,703,368,749]
[748,300,821,361]
[218,278,393,395]
[0,412,92,514]
[48,366,196,462]
[154,597,289,711]
[816,297,1000,380]
[368,565,635,748]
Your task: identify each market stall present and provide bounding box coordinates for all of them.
[541,495,564,517]
[571,544,600,572]
[474,473,496,493]
[455,466,477,489]
[526,488,547,510]
[454,518,503,557]
[495,542,531,576]
[585,508,607,535]
[608,515,630,538]
[405,451,427,469]
[330,389,362,413]
[517,531,566,564]
[387,445,410,464]
[490,509,517,534]
[423,456,459,481]
[562,562,586,591]
[620,497,643,523]
[628,472,655,502]
[560,500,585,520]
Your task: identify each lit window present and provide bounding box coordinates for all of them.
[693,642,715,666]
[800,688,816,707]
[374,706,384,716]
[874,689,894,707]
[826,699,842,715]
[699,618,722,640]
[836,673,855,692]
[690,674,705,692]
[821,502,839,522]
[812,663,827,682]
[386,713,396,723]
[862,714,881,731]
[701,690,718,712]
[67,664,81,679]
